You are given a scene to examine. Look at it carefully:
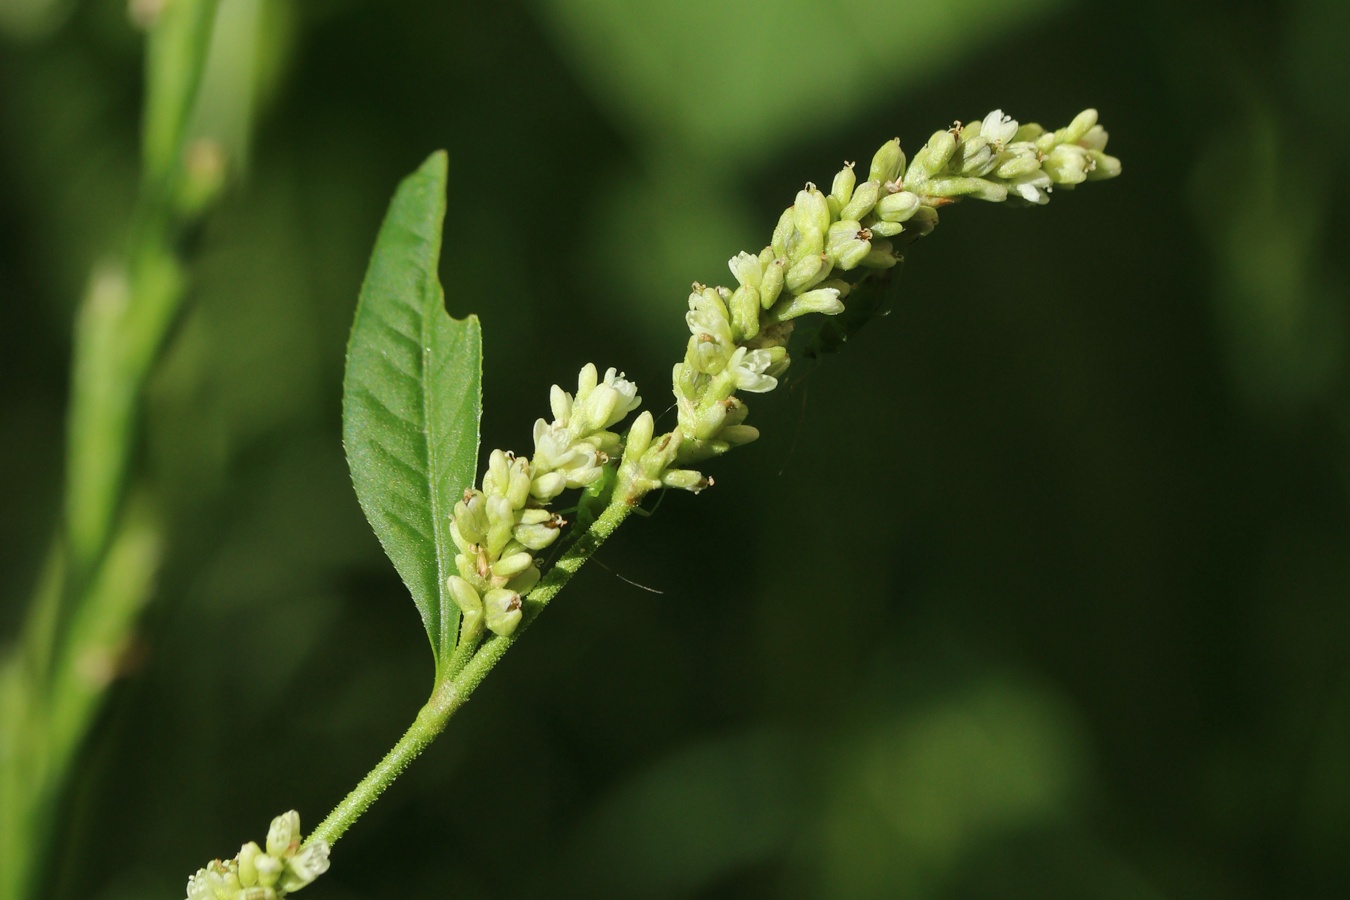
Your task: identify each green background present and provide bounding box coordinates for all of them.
[2,0,1348,896]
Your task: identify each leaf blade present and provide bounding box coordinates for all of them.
[343,151,481,665]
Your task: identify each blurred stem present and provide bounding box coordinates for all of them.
[309,498,635,847]
[0,4,221,900]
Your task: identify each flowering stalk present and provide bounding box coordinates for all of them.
[187,106,1120,889]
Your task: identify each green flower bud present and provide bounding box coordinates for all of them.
[624,410,655,463]
[993,144,1043,179]
[759,257,786,308]
[785,253,832,293]
[530,471,566,501]
[661,469,711,492]
[506,561,541,596]
[720,425,759,446]
[253,853,283,889]
[279,842,331,893]
[868,138,904,185]
[906,205,939,237]
[1042,144,1091,185]
[549,383,572,425]
[770,206,795,257]
[914,130,957,178]
[829,162,856,208]
[866,219,905,237]
[768,287,844,322]
[875,190,920,222]
[453,491,489,545]
[484,588,523,636]
[494,550,534,577]
[729,283,761,341]
[506,457,532,509]
[238,842,262,887]
[839,179,882,221]
[484,449,511,497]
[1012,122,1045,144]
[860,240,900,269]
[267,812,300,857]
[448,575,483,616]
[1061,107,1098,144]
[513,511,563,551]
[793,184,830,236]
[826,220,871,271]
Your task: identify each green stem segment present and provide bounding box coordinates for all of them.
[309,498,635,846]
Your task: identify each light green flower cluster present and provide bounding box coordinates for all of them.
[447,363,643,640]
[613,107,1120,501]
[185,811,329,900]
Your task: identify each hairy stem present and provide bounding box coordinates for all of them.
[309,498,635,846]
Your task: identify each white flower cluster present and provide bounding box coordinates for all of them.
[612,107,1120,504]
[447,364,641,639]
[903,108,1121,206]
[185,812,329,900]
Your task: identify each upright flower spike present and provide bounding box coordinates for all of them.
[184,811,329,900]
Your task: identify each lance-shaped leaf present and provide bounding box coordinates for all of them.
[344,151,481,666]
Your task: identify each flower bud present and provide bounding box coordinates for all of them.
[826,220,871,271]
[913,130,957,178]
[514,511,563,551]
[253,853,283,889]
[769,287,844,322]
[759,257,786,308]
[279,841,331,893]
[867,220,904,237]
[1042,144,1091,185]
[506,457,532,508]
[868,138,904,185]
[993,144,1043,179]
[785,253,832,293]
[860,240,900,269]
[839,179,882,221]
[906,205,939,237]
[719,425,760,447]
[549,384,572,425]
[661,469,711,492]
[238,842,262,887]
[624,410,655,464]
[494,553,534,580]
[770,206,795,257]
[729,283,761,341]
[447,575,483,616]
[267,812,300,857]
[506,561,541,595]
[875,190,920,222]
[484,589,523,636]
[484,449,511,496]
[829,161,856,208]
[793,184,830,236]
[951,135,996,177]
[530,471,566,501]
[1062,108,1098,144]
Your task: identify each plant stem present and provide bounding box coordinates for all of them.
[309,498,635,846]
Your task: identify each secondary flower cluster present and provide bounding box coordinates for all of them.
[447,363,642,640]
[185,811,329,900]
[613,107,1120,500]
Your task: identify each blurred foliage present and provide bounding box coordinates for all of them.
[1,0,1348,897]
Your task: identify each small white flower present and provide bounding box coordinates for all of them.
[597,367,641,428]
[981,109,1019,149]
[1008,170,1053,205]
[728,347,778,393]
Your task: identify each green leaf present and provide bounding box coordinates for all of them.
[343,151,482,666]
